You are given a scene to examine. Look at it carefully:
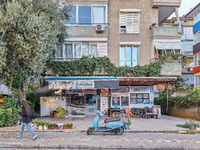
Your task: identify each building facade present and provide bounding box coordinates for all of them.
[42,0,182,117]
[185,3,200,89]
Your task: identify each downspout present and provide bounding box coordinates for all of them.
[175,7,182,34]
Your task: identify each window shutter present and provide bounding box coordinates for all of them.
[132,13,139,33]
[126,13,133,33]
[120,13,126,26]
[98,43,107,57]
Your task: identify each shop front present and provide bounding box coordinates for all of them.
[40,76,176,117]
[111,86,154,109]
[41,77,119,117]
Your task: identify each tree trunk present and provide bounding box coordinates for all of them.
[19,77,28,103]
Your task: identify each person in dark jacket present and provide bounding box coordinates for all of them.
[18,100,38,140]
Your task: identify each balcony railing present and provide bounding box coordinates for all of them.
[152,0,181,7]
[151,26,181,37]
[150,57,182,76]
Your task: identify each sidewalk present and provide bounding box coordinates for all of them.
[0,115,191,133]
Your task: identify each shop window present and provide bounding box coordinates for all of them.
[120,46,138,67]
[130,93,149,104]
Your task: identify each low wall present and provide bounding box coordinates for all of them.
[170,106,200,120]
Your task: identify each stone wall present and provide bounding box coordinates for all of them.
[170,106,200,120]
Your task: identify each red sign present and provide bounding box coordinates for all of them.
[100,89,109,93]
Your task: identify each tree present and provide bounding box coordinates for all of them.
[0,0,71,102]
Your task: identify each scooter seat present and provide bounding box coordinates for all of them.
[104,118,121,123]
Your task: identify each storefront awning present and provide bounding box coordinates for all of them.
[45,77,119,89]
[119,77,177,86]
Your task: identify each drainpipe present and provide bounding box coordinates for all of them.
[175,7,182,34]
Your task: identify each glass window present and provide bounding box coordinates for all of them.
[78,6,91,25]
[65,44,73,58]
[194,76,197,87]
[82,44,89,56]
[67,6,76,25]
[127,46,132,66]
[55,44,63,57]
[91,45,97,57]
[120,46,138,67]
[92,6,105,23]
[198,75,200,87]
[120,47,125,66]
[195,55,198,67]
[74,44,81,58]
[198,54,200,66]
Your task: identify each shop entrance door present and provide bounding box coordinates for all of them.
[120,93,129,109]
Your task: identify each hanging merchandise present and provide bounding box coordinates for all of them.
[41,97,48,103]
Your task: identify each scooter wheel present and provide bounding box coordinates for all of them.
[115,127,124,135]
[87,128,94,135]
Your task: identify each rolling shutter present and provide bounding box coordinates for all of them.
[120,12,140,33]
[98,43,107,57]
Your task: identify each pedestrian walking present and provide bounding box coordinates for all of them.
[17,100,38,140]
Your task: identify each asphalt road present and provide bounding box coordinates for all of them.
[0,131,200,150]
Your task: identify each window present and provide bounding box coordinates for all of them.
[198,53,200,66]
[55,44,63,57]
[194,55,198,67]
[66,6,106,25]
[120,46,138,67]
[120,12,140,33]
[54,42,106,60]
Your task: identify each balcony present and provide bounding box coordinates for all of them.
[151,26,181,38]
[161,60,182,76]
[152,0,181,8]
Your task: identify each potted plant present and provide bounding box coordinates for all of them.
[187,118,195,130]
[63,123,73,129]
[48,123,58,129]
[57,106,65,129]
[66,109,69,116]
[124,119,132,130]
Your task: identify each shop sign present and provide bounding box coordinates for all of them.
[130,86,150,93]
[48,80,94,89]
[111,87,129,93]
[83,89,96,94]
[100,89,109,93]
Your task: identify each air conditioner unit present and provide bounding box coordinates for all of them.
[96,24,105,32]
[188,67,193,72]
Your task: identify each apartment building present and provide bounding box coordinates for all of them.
[185,2,200,89]
[41,0,182,117]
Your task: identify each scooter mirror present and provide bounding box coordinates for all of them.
[97,110,105,117]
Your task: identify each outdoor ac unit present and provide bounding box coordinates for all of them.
[96,24,105,32]
[188,68,193,72]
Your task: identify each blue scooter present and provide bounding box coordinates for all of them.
[87,110,125,135]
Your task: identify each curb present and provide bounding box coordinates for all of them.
[0,129,188,133]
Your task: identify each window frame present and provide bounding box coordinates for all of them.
[54,42,101,60]
[119,11,140,34]
[66,5,107,26]
[119,45,139,67]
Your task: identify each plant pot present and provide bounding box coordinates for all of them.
[38,125,43,130]
[63,126,72,129]
[195,127,200,131]
[48,126,58,129]
[43,125,48,130]
[189,125,195,130]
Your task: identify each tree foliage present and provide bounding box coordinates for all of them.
[0,0,70,101]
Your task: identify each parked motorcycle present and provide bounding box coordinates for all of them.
[87,110,126,135]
